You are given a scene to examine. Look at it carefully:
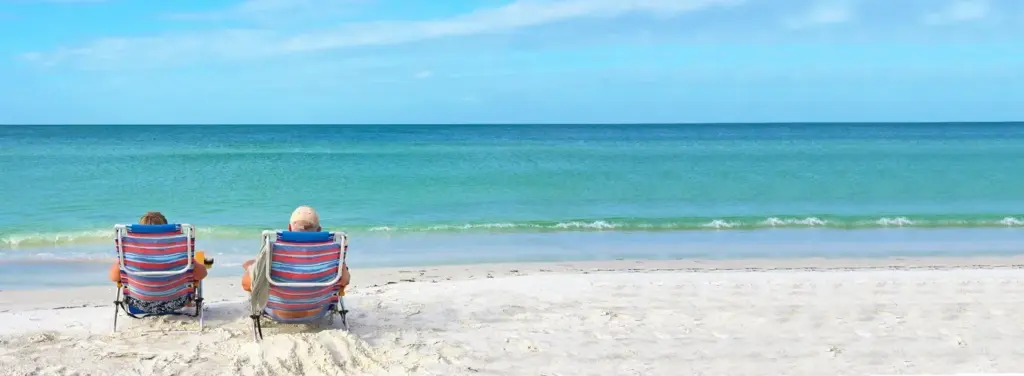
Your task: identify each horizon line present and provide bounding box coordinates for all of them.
[2,121,1024,127]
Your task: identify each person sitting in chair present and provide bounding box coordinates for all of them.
[108,211,209,284]
[241,206,351,320]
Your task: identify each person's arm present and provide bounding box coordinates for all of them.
[242,271,252,292]
[241,259,254,291]
[193,264,208,280]
[108,262,121,283]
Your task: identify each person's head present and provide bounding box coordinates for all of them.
[288,206,321,232]
[139,211,168,225]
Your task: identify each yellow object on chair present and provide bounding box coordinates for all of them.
[195,250,214,269]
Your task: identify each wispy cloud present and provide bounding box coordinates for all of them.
[924,0,990,25]
[166,0,363,24]
[13,0,107,3]
[24,0,744,69]
[782,1,854,30]
[414,70,434,79]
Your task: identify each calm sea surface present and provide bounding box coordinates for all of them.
[1,123,1022,287]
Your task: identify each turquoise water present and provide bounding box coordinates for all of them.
[1,123,1023,287]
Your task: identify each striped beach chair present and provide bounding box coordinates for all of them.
[112,224,205,332]
[250,230,349,340]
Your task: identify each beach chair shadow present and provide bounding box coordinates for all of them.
[111,224,205,333]
[250,230,350,341]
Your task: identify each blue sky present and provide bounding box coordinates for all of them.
[1,0,1023,124]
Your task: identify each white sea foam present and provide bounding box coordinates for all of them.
[425,222,535,231]
[552,221,616,229]
[3,215,1024,252]
[761,217,828,227]
[877,217,914,226]
[702,219,738,229]
[1000,217,1023,226]
[0,229,111,250]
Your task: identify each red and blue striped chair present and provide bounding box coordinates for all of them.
[112,223,205,332]
[251,230,348,340]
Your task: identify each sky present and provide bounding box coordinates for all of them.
[0,0,1023,124]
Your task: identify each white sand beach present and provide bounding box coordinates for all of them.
[2,257,1024,376]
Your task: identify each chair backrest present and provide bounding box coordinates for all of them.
[115,224,196,302]
[263,231,346,321]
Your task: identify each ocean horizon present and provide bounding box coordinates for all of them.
[2,123,1023,288]
[9,121,1024,127]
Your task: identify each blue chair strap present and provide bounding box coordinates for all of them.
[277,231,333,243]
[127,224,182,234]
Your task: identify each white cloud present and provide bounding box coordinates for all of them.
[22,29,283,69]
[166,0,362,24]
[24,0,744,69]
[782,1,853,30]
[264,0,745,52]
[18,0,107,3]
[924,0,989,25]
[414,70,434,79]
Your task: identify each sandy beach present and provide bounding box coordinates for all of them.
[2,257,1024,376]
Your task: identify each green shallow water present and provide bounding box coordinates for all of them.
[2,123,1023,252]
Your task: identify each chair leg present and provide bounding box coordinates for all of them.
[338,298,349,331]
[195,282,204,332]
[197,300,205,332]
[112,288,121,333]
[194,283,202,316]
[250,315,263,341]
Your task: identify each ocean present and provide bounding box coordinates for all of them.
[1,123,1022,288]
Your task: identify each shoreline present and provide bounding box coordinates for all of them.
[4,223,1024,250]
[3,226,1024,278]
[4,255,1024,308]
[4,254,1024,292]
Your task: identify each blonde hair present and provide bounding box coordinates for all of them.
[139,212,168,225]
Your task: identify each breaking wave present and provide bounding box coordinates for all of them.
[2,215,1022,250]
